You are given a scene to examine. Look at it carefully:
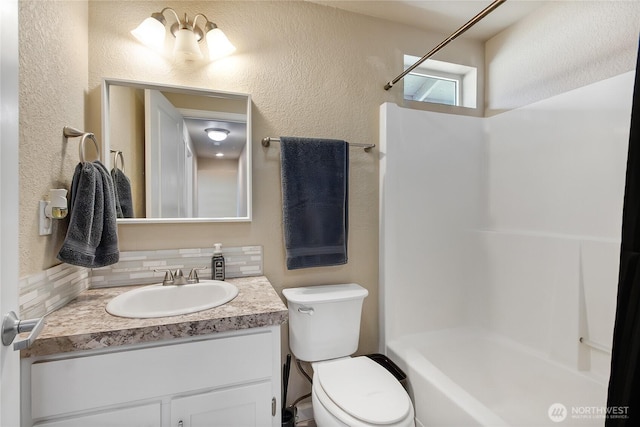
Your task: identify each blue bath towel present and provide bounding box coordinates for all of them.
[280,137,348,269]
[57,161,119,268]
[111,167,134,218]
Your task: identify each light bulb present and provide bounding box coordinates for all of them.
[174,28,203,61]
[131,16,166,52]
[206,128,229,141]
[205,28,236,60]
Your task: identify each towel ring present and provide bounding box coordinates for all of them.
[63,126,101,162]
[79,133,100,163]
[111,150,125,174]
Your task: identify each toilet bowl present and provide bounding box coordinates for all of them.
[311,357,415,427]
[282,284,415,427]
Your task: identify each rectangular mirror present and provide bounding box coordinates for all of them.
[102,78,252,223]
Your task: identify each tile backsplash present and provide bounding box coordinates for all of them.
[19,264,91,319]
[19,246,263,318]
[91,246,263,288]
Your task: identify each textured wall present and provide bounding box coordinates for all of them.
[108,85,145,217]
[18,0,483,404]
[18,0,639,409]
[85,0,484,360]
[485,1,640,115]
[19,0,88,274]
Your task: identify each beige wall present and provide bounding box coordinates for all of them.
[19,0,88,274]
[19,0,484,402]
[95,0,429,384]
[85,1,483,353]
[485,0,640,116]
[17,0,640,410]
[109,85,145,217]
[197,157,239,218]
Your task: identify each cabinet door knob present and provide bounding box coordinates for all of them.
[178,420,183,427]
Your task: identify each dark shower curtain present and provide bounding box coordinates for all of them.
[606,40,640,426]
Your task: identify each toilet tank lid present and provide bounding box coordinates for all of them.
[282,283,368,304]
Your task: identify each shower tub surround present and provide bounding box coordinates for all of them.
[380,72,634,426]
[388,328,608,427]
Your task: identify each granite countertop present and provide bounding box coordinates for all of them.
[21,276,288,358]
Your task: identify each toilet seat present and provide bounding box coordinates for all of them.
[314,357,412,425]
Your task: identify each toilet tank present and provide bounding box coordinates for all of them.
[282,283,368,362]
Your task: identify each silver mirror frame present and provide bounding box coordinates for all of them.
[101,78,252,224]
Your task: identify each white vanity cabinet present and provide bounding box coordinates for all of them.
[28,404,161,427]
[22,326,281,427]
[170,381,272,426]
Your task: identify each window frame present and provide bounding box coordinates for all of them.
[402,56,477,109]
[405,70,461,106]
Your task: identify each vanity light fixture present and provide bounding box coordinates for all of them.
[205,128,230,142]
[39,189,68,236]
[131,8,236,61]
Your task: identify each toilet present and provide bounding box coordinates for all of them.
[283,284,415,427]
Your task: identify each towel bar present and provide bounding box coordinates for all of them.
[579,337,612,354]
[63,126,101,162]
[261,137,375,152]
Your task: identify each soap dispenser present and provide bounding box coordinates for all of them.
[211,243,225,281]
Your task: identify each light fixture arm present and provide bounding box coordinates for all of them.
[154,7,188,38]
[203,21,219,33]
[192,13,209,29]
[132,8,235,61]
[193,13,217,42]
[158,7,180,26]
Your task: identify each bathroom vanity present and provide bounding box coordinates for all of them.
[20,276,288,427]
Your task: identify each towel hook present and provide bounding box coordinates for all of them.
[110,150,125,174]
[63,126,101,162]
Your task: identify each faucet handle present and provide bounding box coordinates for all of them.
[188,267,207,284]
[154,269,174,286]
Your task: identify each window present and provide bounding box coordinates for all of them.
[403,56,477,108]
[404,73,458,106]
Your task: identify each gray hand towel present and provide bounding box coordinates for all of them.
[111,167,134,218]
[280,137,348,270]
[57,161,119,268]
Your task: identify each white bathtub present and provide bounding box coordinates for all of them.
[387,328,608,427]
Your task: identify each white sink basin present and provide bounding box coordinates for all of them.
[106,280,239,319]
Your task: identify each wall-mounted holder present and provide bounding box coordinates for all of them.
[63,126,101,162]
[39,189,68,236]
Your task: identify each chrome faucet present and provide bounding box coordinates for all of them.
[155,267,206,286]
[172,269,188,285]
[188,267,206,284]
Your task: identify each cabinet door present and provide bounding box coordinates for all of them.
[34,403,161,427]
[171,382,273,427]
[30,331,273,420]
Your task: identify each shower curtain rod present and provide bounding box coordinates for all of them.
[261,137,375,152]
[384,0,507,90]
